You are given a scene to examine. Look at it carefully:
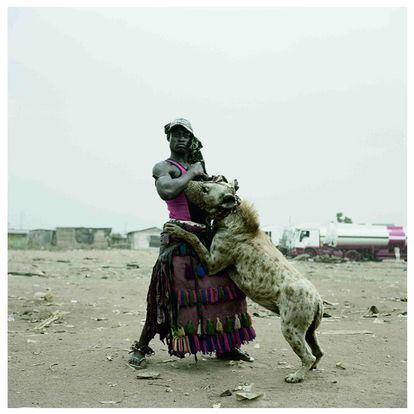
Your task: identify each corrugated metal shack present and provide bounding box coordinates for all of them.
[127,227,162,249]
[8,229,29,249]
[28,229,56,249]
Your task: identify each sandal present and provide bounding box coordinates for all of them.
[128,342,154,368]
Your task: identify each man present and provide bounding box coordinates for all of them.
[128,118,255,368]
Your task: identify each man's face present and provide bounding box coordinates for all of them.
[168,126,193,154]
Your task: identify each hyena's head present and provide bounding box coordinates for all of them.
[185,177,240,217]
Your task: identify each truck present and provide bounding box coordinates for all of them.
[285,222,407,261]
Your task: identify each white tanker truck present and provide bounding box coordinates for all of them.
[286,222,407,261]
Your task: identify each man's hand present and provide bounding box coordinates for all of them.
[188,162,208,180]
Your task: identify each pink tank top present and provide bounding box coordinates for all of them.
[164,159,191,221]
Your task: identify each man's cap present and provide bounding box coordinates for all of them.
[164,118,194,136]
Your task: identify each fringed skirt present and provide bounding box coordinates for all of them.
[145,221,256,358]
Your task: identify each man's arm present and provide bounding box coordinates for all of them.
[152,161,207,200]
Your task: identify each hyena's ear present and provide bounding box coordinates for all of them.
[232,179,239,192]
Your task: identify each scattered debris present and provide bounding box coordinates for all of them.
[254,343,261,349]
[99,401,120,405]
[212,403,221,408]
[228,360,245,368]
[293,254,311,261]
[321,330,373,335]
[335,362,346,370]
[323,300,339,307]
[137,371,160,379]
[369,305,379,314]
[323,312,332,318]
[56,260,70,263]
[34,311,69,330]
[33,291,54,302]
[220,389,232,397]
[235,391,264,401]
[126,263,140,269]
[252,311,274,318]
[8,314,15,322]
[9,271,47,278]
[166,387,173,393]
[313,255,344,264]
[106,355,113,361]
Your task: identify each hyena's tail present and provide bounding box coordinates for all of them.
[305,297,324,368]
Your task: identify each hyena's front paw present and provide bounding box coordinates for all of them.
[284,372,305,383]
[163,223,188,239]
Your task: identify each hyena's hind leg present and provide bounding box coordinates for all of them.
[280,321,316,383]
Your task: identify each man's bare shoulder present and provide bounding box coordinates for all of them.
[152,160,176,179]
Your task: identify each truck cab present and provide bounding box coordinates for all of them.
[287,227,322,256]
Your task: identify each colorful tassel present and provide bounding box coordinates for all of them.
[181,288,188,306]
[222,332,230,351]
[242,327,250,342]
[248,326,256,340]
[206,320,215,336]
[187,289,194,306]
[215,317,223,333]
[183,336,189,353]
[197,320,202,336]
[225,316,234,333]
[234,314,241,330]
[193,335,200,352]
[207,287,213,303]
[234,330,242,347]
[206,336,213,352]
[227,332,235,349]
[226,286,234,300]
[214,334,223,353]
[201,289,207,304]
[195,263,206,277]
[201,337,207,353]
[185,320,195,335]
[177,326,185,337]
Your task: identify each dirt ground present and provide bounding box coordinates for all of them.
[7,248,407,408]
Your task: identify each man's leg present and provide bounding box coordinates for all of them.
[128,321,155,368]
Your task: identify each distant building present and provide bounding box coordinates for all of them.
[28,229,56,249]
[127,227,162,249]
[55,227,112,249]
[8,229,29,249]
[110,233,129,249]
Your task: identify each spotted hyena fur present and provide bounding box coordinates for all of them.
[164,179,324,383]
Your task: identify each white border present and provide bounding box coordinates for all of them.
[1,1,411,413]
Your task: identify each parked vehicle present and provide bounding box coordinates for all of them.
[286,223,407,261]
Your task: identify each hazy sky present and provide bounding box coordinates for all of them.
[8,7,407,236]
